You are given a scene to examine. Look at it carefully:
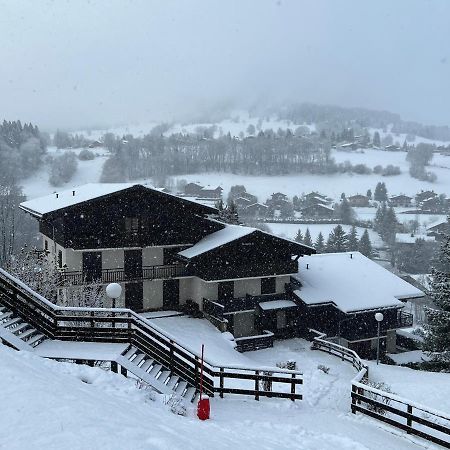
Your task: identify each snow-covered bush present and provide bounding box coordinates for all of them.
[49,151,78,186]
[317,364,330,374]
[78,149,95,160]
[362,381,395,415]
[164,394,187,416]
[135,380,157,403]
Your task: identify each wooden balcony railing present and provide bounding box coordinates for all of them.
[60,264,190,286]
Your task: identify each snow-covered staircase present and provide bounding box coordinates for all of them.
[0,304,47,351]
[0,300,198,401]
[116,345,198,402]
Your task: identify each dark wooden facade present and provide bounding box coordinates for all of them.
[179,231,313,281]
[37,185,221,250]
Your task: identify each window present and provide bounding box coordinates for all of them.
[58,250,63,268]
[261,277,276,295]
[125,217,139,234]
[276,310,286,329]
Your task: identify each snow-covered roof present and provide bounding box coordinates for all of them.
[395,233,435,244]
[20,183,216,217]
[292,252,424,313]
[302,204,334,211]
[178,221,315,259]
[259,300,297,311]
[178,224,255,259]
[427,219,449,231]
[20,183,137,217]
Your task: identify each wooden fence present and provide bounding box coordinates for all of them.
[310,330,450,448]
[0,268,302,401]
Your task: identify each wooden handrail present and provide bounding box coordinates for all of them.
[0,268,302,400]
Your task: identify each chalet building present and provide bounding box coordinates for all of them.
[20,183,313,342]
[266,192,289,209]
[389,194,412,208]
[245,203,269,219]
[183,183,223,199]
[184,182,204,196]
[394,233,435,247]
[20,185,423,355]
[384,144,402,151]
[238,191,258,204]
[427,219,450,241]
[234,197,252,209]
[199,186,223,199]
[304,192,330,203]
[415,190,437,205]
[300,203,334,219]
[290,252,423,358]
[347,194,370,207]
[88,140,103,148]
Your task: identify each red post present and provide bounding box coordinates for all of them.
[197,344,210,420]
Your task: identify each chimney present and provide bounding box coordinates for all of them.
[72,190,75,196]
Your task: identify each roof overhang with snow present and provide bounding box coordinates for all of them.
[178,223,315,260]
[292,252,424,314]
[20,183,217,219]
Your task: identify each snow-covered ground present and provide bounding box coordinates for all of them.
[1,340,443,450]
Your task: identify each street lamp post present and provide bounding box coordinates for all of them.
[106,283,122,328]
[375,312,384,365]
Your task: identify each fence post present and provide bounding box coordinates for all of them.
[195,356,200,387]
[291,373,296,401]
[407,404,413,433]
[351,384,357,413]
[169,339,174,372]
[255,370,260,401]
[220,367,224,398]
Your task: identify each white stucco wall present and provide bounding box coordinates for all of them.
[102,249,124,270]
[276,275,290,293]
[64,249,82,271]
[234,278,261,297]
[143,280,163,309]
[142,247,163,266]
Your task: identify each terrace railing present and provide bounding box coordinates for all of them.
[0,268,302,402]
[310,329,450,448]
[61,264,190,285]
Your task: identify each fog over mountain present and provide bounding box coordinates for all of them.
[1,0,449,130]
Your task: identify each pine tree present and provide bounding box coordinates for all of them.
[303,228,313,247]
[295,229,304,243]
[373,202,387,233]
[358,229,374,257]
[348,225,359,251]
[374,182,388,202]
[423,231,450,363]
[314,232,325,253]
[326,225,348,253]
[382,206,398,243]
[373,131,381,147]
[366,189,372,200]
[336,197,355,224]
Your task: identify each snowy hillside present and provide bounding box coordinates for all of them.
[1,342,443,450]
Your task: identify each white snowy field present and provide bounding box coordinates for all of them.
[17,142,450,206]
[1,342,443,450]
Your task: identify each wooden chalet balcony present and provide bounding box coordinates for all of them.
[60,264,190,286]
[396,310,414,328]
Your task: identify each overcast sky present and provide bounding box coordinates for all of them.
[1,0,449,130]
